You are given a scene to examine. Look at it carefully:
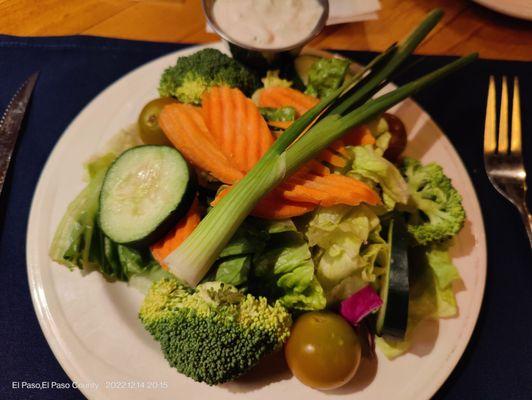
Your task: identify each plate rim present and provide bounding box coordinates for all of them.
[26,42,487,400]
[472,0,532,20]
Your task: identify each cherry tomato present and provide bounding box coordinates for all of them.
[382,112,407,162]
[285,311,361,390]
[138,97,178,145]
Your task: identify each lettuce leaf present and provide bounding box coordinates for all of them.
[50,153,115,269]
[50,129,169,283]
[259,106,297,122]
[218,219,268,258]
[89,224,167,281]
[253,229,325,310]
[213,218,326,310]
[345,145,409,209]
[215,255,251,286]
[304,204,387,304]
[305,58,350,98]
[279,278,326,311]
[366,116,392,155]
[376,242,461,358]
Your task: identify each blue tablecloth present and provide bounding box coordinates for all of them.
[0,35,530,400]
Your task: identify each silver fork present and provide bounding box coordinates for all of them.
[484,76,532,247]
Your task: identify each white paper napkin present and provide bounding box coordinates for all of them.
[327,0,381,24]
[206,0,381,33]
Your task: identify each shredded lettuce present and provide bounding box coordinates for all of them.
[90,224,168,281]
[50,128,169,283]
[259,106,297,122]
[218,219,268,258]
[376,242,461,358]
[215,255,251,286]
[305,58,350,98]
[367,116,392,155]
[50,154,115,270]
[303,204,387,304]
[212,218,326,310]
[345,145,409,209]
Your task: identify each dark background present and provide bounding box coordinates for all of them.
[0,35,530,399]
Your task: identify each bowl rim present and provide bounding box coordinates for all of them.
[201,0,330,53]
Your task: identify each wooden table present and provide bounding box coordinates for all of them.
[0,0,531,61]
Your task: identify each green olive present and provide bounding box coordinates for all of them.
[285,311,362,390]
[138,97,178,145]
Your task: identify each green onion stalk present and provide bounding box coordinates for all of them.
[165,9,478,287]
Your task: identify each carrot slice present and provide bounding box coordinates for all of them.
[317,148,348,168]
[268,120,292,130]
[212,186,316,219]
[293,160,331,176]
[280,172,381,207]
[159,103,243,184]
[343,125,376,146]
[279,180,330,204]
[329,139,350,157]
[150,197,201,270]
[315,126,375,169]
[314,174,381,205]
[202,85,229,151]
[259,87,319,116]
[202,87,274,172]
[253,190,316,219]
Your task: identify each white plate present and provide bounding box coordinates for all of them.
[473,0,532,20]
[27,43,486,400]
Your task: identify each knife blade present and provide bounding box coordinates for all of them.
[0,72,39,196]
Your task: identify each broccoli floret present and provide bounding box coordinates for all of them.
[261,70,293,89]
[158,49,259,105]
[401,158,465,246]
[139,278,292,385]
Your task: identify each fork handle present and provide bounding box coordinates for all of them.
[517,203,532,248]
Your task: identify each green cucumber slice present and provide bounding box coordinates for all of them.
[376,218,410,339]
[99,145,195,246]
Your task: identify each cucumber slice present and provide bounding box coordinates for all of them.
[99,145,195,246]
[294,54,320,86]
[376,218,409,339]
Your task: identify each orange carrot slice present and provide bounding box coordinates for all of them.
[150,197,201,269]
[253,190,316,219]
[212,186,316,219]
[259,87,319,116]
[343,125,375,146]
[314,126,375,170]
[210,186,229,207]
[159,103,244,184]
[296,160,331,176]
[317,148,348,168]
[329,139,350,157]
[279,180,330,204]
[202,87,274,172]
[268,120,292,130]
[280,173,380,207]
[314,174,381,205]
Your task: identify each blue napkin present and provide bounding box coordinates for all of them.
[0,35,530,400]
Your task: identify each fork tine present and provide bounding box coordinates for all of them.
[498,76,509,153]
[484,76,497,154]
[511,77,522,154]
